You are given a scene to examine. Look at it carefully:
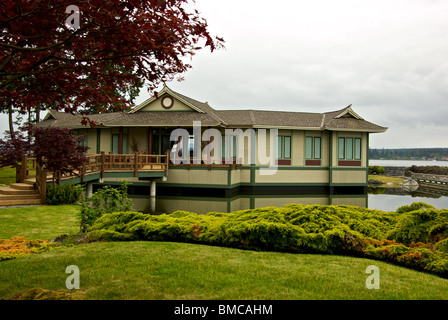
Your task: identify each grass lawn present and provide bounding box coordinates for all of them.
[0,205,79,240]
[0,164,36,186]
[2,241,448,300]
[368,175,406,187]
[0,166,16,186]
[1,205,448,300]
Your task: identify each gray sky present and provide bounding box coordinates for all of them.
[2,0,448,148]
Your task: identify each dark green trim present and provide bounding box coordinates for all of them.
[329,183,368,187]
[250,165,255,184]
[243,165,330,170]
[95,181,153,187]
[241,182,330,187]
[158,183,229,189]
[96,129,101,153]
[331,167,368,171]
[249,196,255,209]
[169,166,230,171]
[169,164,364,171]
[59,173,101,185]
[329,131,333,185]
[137,172,166,178]
[104,171,165,178]
[366,133,370,183]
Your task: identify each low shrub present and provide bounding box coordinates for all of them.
[46,183,84,205]
[79,181,133,232]
[86,202,448,277]
[0,236,60,261]
[369,165,386,175]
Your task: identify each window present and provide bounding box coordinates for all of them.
[354,138,361,160]
[277,136,291,159]
[338,137,361,160]
[112,134,128,154]
[305,136,321,159]
[222,134,237,159]
[338,138,345,159]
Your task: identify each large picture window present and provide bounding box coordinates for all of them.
[276,135,291,165]
[277,136,291,159]
[338,137,361,160]
[305,136,321,159]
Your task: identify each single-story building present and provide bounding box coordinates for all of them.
[36,85,387,195]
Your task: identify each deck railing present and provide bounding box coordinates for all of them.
[17,151,170,202]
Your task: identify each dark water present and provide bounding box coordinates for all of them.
[128,186,448,214]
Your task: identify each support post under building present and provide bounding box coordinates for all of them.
[150,180,156,197]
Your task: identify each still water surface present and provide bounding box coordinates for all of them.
[130,188,448,214]
[129,160,448,214]
[370,159,448,167]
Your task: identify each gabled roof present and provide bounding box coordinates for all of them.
[131,85,206,114]
[39,110,122,128]
[215,110,323,129]
[35,86,387,133]
[322,105,387,132]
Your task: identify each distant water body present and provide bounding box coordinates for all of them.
[369,159,448,167]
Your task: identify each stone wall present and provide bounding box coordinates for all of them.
[382,166,408,177]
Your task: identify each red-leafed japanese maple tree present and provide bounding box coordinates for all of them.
[0,125,88,183]
[1,0,224,125]
[31,126,89,183]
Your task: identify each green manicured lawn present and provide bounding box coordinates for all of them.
[0,205,79,240]
[1,205,448,300]
[368,175,406,187]
[0,164,36,186]
[2,241,448,300]
[0,166,16,186]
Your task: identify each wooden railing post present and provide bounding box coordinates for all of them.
[20,155,27,183]
[80,165,85,183]
[134,152,139,177]
[101,151,105,180]
[165,150,170,177]
[40,167,47,203]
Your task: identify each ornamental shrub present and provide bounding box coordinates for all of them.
[46,183,84,205]
[79,181,133,232]
[86,202,448,277]
[369,165,386,175]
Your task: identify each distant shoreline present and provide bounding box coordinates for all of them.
[369,159,448,167]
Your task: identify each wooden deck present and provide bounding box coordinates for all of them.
[0,152,169,206]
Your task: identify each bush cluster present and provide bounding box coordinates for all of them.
[368,165,386,175]
[46,183,84,205]
[79,182,133,232]
[86,201,448,277]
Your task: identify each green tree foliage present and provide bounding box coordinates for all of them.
[369,148,448,160]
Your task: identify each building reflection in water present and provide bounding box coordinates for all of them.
[130,193,368,215]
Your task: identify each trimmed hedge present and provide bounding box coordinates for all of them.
[87,202,448,278]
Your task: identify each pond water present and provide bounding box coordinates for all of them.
[370,159,448,167]
[125,159,448,214]
[368,190,448,212]
[128,186,448,214]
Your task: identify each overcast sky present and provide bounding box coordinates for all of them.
[2,0,448,149]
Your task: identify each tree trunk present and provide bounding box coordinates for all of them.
[8,105,14,134]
